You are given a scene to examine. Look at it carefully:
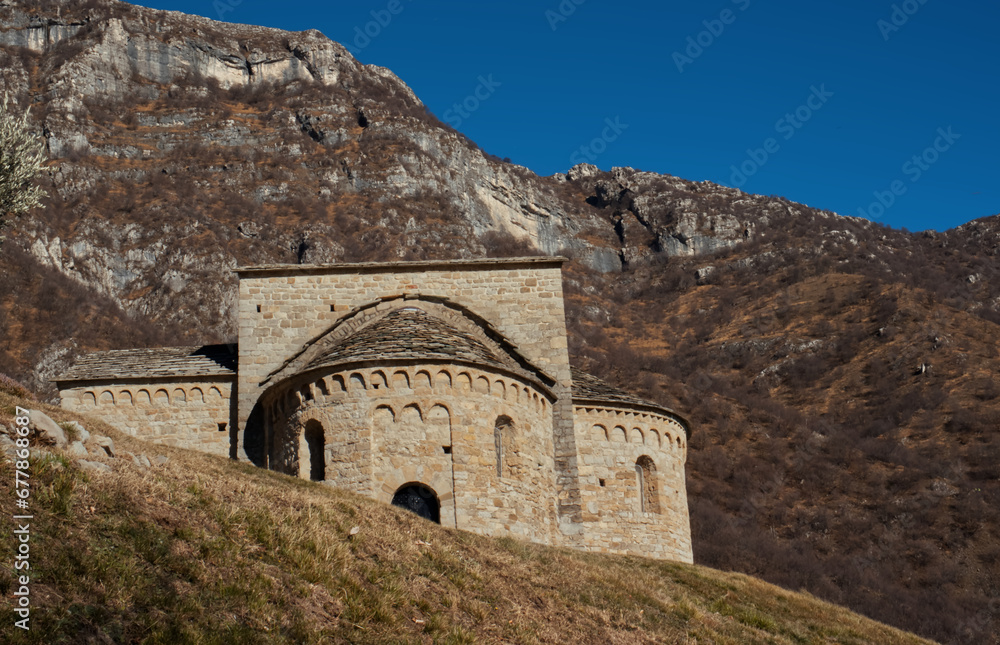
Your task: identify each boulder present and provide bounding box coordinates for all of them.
[28,410,67,447]
[68,441,88,458]
[131,453,151,469]
[567,163,599,181]
[92,434,115,458]
[931,479,960,497]
[79,460,113,474]
[63,420,90,443]
[153,455,169,467]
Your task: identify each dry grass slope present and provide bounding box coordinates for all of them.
[0,393,933,645]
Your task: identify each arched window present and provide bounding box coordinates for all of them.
[391,483,440,523]
[494,415,514,478]
[635,456,660,514]
[304,420,325,482]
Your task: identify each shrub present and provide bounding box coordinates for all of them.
[480,230,543,258]
[0,373,34,399]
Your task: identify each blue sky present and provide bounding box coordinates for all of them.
[133,0,998,232]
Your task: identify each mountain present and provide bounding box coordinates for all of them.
[0,1,998,643]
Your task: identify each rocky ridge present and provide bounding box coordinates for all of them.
[0,0,834,352]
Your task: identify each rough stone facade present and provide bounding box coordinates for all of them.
[55,346,237,457]
[57,258,693,563]
[573,404,692,562]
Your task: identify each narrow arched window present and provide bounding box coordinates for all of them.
[635,456,660,514]
[635,463,646,511]
[304,420,325,482]
[495,415,514,478]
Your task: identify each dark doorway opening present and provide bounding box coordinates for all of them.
[243,402,266,465]
[391,483,440,523]
[304,420,325,482]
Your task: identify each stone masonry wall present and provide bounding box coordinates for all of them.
[574,406,693,563]
[234,259,575,506]
[55,259,694,564]
[59,378,235,457]
[263,363,558,544]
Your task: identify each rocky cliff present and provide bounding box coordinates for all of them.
[0,0,833,348]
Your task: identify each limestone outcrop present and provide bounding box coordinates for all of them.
[4,0,981,397]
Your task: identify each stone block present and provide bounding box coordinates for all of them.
[28,410,67,447]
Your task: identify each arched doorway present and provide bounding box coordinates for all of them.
[243,402,267,466]
[391,483,440,523]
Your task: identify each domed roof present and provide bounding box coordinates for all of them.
[571,368,690,436]
[305,307,511,373]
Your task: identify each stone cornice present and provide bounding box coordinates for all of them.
[235,256,567,277]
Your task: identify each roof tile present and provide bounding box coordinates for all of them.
[57,344,237,382]
[571,368,686,428]
[306,308,509,372]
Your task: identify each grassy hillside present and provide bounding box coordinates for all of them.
[0,393,933,644]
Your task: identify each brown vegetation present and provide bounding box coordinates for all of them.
[0,390,934,644]
[563,212,1000,644]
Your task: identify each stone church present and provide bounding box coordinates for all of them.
[56,257,693,562]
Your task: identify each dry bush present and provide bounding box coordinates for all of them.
[480,230,543,258]
[0,373,34,399]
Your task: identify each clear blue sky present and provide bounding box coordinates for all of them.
[133,0,998,232]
